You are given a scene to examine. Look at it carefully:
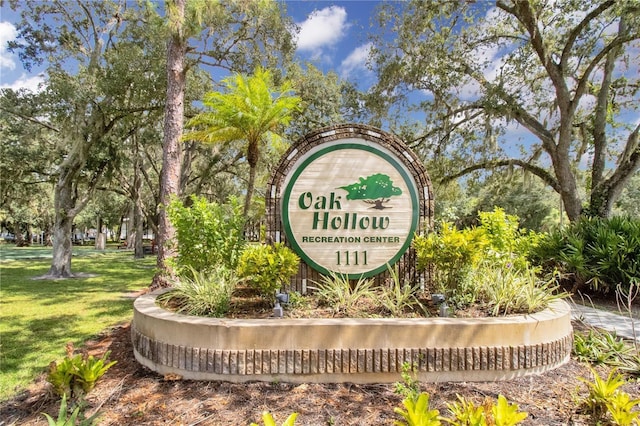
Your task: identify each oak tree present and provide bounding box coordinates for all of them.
[7,0,166,277]
[371,0,640,221]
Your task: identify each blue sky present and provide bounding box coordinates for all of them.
[285,1,378,84]
[0,1,380,92]
[1,0,637,158]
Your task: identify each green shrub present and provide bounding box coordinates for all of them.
[415,209,547,311]
[168,195,245,275]
[478,208,543,270]
[393,374,527,426]
[474,261,567,316]
[573,329,634,366]
[237,243,299,298]
[309,272,377,317]
[607,391,640,426]
[47,355,77,398]
[394,392,442,426]
[394,362,422,403]
[285,291,311,309]
[46,343,117,398]
[446,394,486,425]
[446,394,528,426]
[413,222,487,297]
[619,353,640,377]
[42,394,100,426]
[533,216,640,293]
[156,265,237,317]
[250,411,298,426]
[578,367,639,424]
[379,265,426,317]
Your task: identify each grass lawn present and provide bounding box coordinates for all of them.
[0,246,155,401]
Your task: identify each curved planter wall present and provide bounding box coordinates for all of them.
[132,292,573,383]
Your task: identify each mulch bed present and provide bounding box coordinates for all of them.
[1,320,638,425]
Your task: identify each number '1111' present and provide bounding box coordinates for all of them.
[335,250,367,266]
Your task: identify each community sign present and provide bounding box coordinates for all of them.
[281,133,421,278]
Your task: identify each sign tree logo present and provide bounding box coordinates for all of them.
[282,140,419,278]
[340,173,403,210]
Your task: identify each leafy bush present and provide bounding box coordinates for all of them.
[394,362,422,403]
[47,355,77,398]
[250,411,298,426]
[42,394,100,426]
[446,394,528,426]
[237,243,299,298]
[573,329,635,366]
[394,392,442,426]
[607,391,640,426]
[413,221,487,296]
[619,353,640,377]
[478,208,543,269]
[168,195,245,275]
[393,371,528,426]
[286,291,311,310]
[533,216,640,293]
[578,367,639,425]
[379,266,426,317]
[415,209,548,312]
[47,343,117,398]
[309,272,377,317]
[156,265,237,317]
[474,261,567,316]
[446,394,485,425]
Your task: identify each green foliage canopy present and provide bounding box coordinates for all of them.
[186,67,301,216]
[370,0,640,222]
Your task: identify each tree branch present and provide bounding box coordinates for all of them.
[0,105,60,132]
[603,122,640,191]
[506,1,570,111]
[441,158,560,192]
[458,62,557,155]
[560,1,615,68]
[408,104,484,147]
[574,30,639,104]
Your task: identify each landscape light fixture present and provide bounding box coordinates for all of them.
[431,293,449,317]
[273,292,289,318]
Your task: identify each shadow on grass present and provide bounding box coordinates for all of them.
[0,245,115,261]
[1,253,155,298]
[1,314,80,371]
[0,251,155,400]
[0,314,84,399]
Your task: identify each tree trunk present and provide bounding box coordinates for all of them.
[243,139,259,217]
[244,164,257,218]
[133,139,145,259]
[95,217,106,250]
[49,214,74,277]
[47,171,80,278]
[44,230,52,246]
[46,163,87,278]
[116,219,124,244]
[133,191,145,259]
[13,222,27,247]
[152,0,186,289]
[49,175,77,276]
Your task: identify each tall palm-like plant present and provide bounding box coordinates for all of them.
[186,67,301,216]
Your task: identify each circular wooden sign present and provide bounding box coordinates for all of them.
[282,139,419,278]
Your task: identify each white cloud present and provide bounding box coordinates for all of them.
[0,21,18,70]
[0,21,45,92]
[339,43,372,79]
[295,6,348,58]
[0,73,45,92]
